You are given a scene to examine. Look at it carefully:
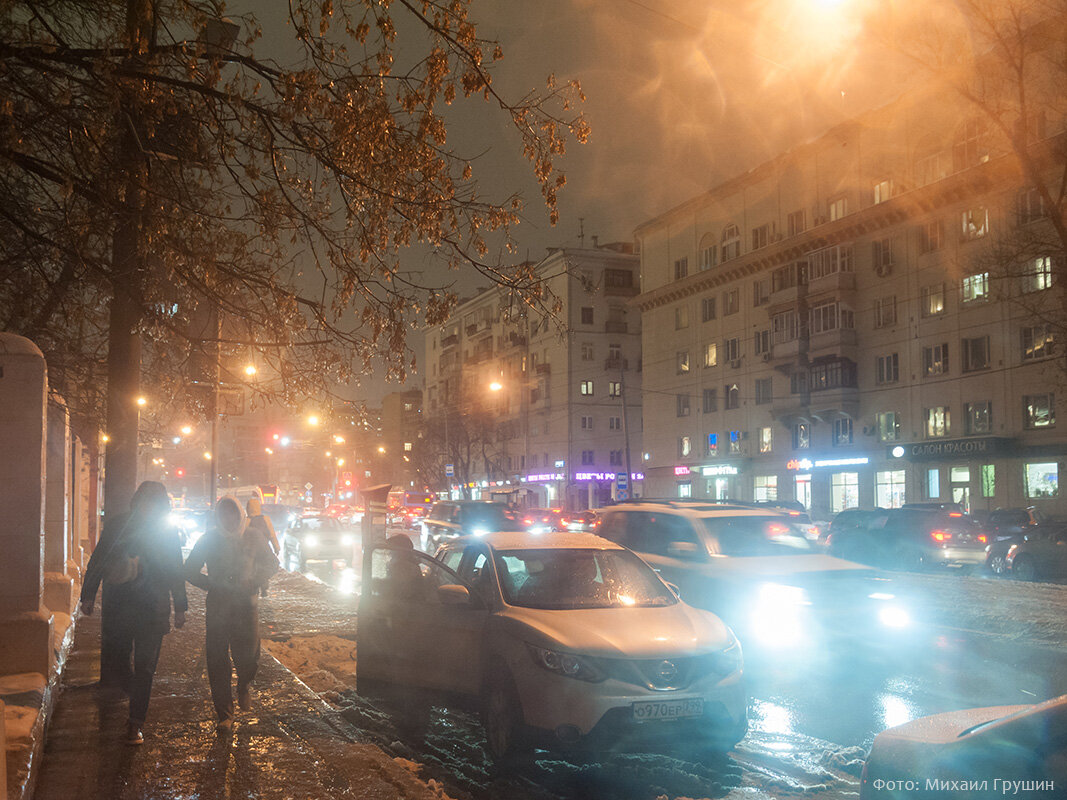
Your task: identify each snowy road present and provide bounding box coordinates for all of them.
[264,552,1067,800]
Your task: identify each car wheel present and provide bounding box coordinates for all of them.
[1013,554,1038,581]
[987,554,1007,575]
[482,673,525,764]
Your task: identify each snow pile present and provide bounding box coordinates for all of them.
[817,745,867,777]
[263,633,357,702]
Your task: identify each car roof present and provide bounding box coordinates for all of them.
[605,501,794,520]
[449,531,624,550]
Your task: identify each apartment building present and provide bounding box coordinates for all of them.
[423,244,642,509]
[635,81,1067,519]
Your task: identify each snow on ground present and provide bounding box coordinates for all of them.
[262,572,862,800]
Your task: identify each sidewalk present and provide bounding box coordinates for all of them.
[31,581,443,800]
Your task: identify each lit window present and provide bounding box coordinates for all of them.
[961,272,989,303]
[759,427,772,454]
[679,436,692,457]
[964,402,992,435]
[961,207,989,241]
[922,343,949,377]
[1021,256,1052,293]
[754,474,777,501]
[1022,325,1054,361]
[832,417,853,446]
[877,411,900,442]
[925,406,950,438]
[677,351,690,374]
[729,430,742,454]
[403,442,413,452]
[608,381,622,398]
[1025,462,1058,498]
[921,283,945,316]
[703,342,718,368]
[1024,394,1055,429]
[580,380,594,396]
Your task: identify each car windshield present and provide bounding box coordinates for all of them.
[303,517,340,531]
[700,516,815,556]
[465,504,511,529]
[494,547,676,610]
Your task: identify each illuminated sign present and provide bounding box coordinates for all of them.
[554,459,566,468]
[888,437,1013,461]
[674,465,691,476]
[574,472,645,481]
[522,473,564,483]
[892,446,905,458]
[786,456,870,470]
[701,465,739,476]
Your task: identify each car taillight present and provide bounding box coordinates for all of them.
[931,529,952,542]
[767,523,789,536]
[977,534,987,544]
[523,518,533,526]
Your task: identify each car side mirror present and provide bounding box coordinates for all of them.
[667,541,701,560]
[437,584,473,606]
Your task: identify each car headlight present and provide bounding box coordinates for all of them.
[527,644,605,682]
[341,534,354,546]
[304,534,319,548]
[471,527,489,537]
[878,605,911,628]
[750,583,809,646]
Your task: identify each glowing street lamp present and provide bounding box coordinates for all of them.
[136,396,147,407]
[181,425,193,435]
[244,364,257,376]
[489,381,503,392]
[203,451,212,461]
[377,446,386,454]
[307,414,320,426]
[333,435,345,444]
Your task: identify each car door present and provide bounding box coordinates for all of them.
[357,544,489,696]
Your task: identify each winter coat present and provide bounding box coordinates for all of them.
[185,524,278,602]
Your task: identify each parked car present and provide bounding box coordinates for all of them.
[595,501,909,651]
[561,510,599,532]
[826,508,891,564]
[1006,524,1067,581]
[356,531,747,762]
[280,515,356,571]
[860,694,1066,799]
[387,491,437,528]
[877,508,990,570]
[519,507,566,534]
[987,506,1044,536]
[420,501,513,549]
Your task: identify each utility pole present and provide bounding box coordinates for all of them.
[620,364,633,500]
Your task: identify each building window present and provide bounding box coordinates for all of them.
[580,342,594,361]
[678,481,693,498]
[921,283,945,316]
[964,401,992,435]
[873,296,897,328]
[1022,324,1054,361]
[926,406,950,438]
[1017,187,1045,226]
[753,329,771,357]
[724,337,741,363]
[604,268,633,289]
[809,244,853,280]
[872,238,894,275]
[831,472,859,513]
[916,149,949,186]
[676,394,691,417]
[703,342,718,368]
[832,416,853,446]
[676,351,690,373]
[810,301,854,334]
[926,468,941,499]
[759,426,773,454]
[793,422,810,449]
[773,309,800,343]
[961,272,989,303]
[674,257,689,281]
[725,383,740,409]
[701,296,717,322]
[702,388,718,413]
[922,343,949,377]
[961,207,989,241]
[609,416,621,430]
[829,196,848,221]
[919,219,944,254]
[721,224,741,261]
[1021,256,1053,293]
[754,474,777,501]
[403,442,413,452]
[608,381,621,397]
[795,473,812,508]
[723,289,740,316]
[729,430,742,454]
[755,378,772,405]
[772,261,808,293]
[753,279,770,306]
[580,415,593,430]
[877,411,900,442]
[787,209,806,237]
[1025,462,1058,498]
[706,433,718,457]
[581,450,594,465]
[953,117,988,171]
[675,305,689,329]
[981,464,995,498]
[700,244,718,271]
[876,470,906,508]
[751,224,770,251]
[1024,393,1055,428]
[961,336,990,372]
[580,380,594,396]
[679,436,692,457]
[873,179,892,204]
[580,307,594,325]
[609,450,623,466]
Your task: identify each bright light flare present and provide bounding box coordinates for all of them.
[136,396,147,407]
[244,364,257,376]
[203,451,212,460]
[489,381,503,392]
[307,414,320,426]
[181,425,193,435]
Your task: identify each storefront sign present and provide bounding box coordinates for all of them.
[787,456,870,470]
[890,437,1013,461]
[701,465,739,476]
[522,473,564,483]
[674,465,691,476]
[573,471,645,481]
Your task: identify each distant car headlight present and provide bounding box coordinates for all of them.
[341,534,354,546]
[471,527,489,537]
[527,644,604,682]
[304,534,319,548]
[878,606,911,628]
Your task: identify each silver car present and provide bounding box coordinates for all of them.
[356,531,746,762]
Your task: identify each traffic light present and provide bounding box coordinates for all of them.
[342,471,353,487]
[175,468,186,478]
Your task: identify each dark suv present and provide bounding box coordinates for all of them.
[870,508,989,569]
[420,501,513,550]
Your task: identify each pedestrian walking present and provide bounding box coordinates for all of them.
[185,496,277,734]
[79,480,187,745]
[246,496,279,598]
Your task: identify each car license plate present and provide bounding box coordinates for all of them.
[632,697,704,721]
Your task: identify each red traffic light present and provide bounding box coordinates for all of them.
[175,468,186,478]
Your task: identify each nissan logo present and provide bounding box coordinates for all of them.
[655,660,678,683]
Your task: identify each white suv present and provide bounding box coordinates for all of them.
[596,501,910,651]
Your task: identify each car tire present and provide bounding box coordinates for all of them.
[482,672,526,764]
[1012,554,1037,581]
[987,553,1007,575]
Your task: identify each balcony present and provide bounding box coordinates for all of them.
[807,270,856,296]
[441,333,459,349]
[768,284,801,309]
[604,357,629,371]
[771,338,801,363]
[506,332,527,348]
[809,328,857,358]
[770,394,809,420]
[809,387,860,421]
[535,362,551,375]
[605,321,628,334]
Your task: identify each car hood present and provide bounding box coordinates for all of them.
[495,603,733,658]
[703,553,871,580]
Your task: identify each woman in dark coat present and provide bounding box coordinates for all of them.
[79,480,187,744]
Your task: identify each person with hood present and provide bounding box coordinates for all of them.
[80,480,187,745]
[245,496,279,598]
[185,496,277,733]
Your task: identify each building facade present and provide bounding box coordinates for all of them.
[423,244,643,509]
[635,80,1067,520]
